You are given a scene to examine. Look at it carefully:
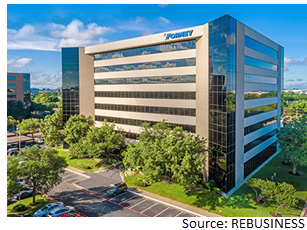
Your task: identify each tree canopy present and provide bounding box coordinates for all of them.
[122,121,208,186]
[17,118,41,140]
[17,147,67,204]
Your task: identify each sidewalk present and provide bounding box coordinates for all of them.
[301,198,307,217]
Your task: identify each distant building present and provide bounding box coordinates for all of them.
[31,88,40,93]
[57,86,62,92]
[7,73,31,106]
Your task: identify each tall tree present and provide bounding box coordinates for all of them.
[7,116,19,130]
[277,115,307,174]
[63,114,94,146]
[7,100,29,120]
[17,118,41,141]
[18,147,67,204]
[40,108,63,147]
[122,121,208,186]
[7,156,21,197]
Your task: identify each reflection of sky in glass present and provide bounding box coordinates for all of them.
[94,40,196,61]
[95,58,196,73]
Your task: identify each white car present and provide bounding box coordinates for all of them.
[34,202,64,217]
[48,206,75,217]
[17,178,25,185]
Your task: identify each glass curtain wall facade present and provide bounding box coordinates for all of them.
[62,48,80,124]
[208,15,236,193]
[23,73,30,105]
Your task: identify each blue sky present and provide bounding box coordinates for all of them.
[7,4,307,89]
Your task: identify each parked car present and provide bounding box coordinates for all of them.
[107,183,127,197]
[48,206,75,217]
[58,212,83,217]
[14,190,33,200]
[34,202,64,217]
[17,178,25,185]
[8,150,19,156]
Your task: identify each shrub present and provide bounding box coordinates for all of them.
[122,168,139,178]
[213,187,221,194]
[109,159,117,165]
[134,178,148,187]
[13,204,27,212]
[208,180,216,191]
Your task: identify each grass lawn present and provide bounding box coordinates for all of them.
[7,195,53,216]
[124,152,307,217]
[57,150,111,173]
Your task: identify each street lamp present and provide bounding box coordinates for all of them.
[17,128,21,150]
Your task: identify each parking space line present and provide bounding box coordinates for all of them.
[64,168,90,178]
[128,190,204,217]
[140,202,158,213]
[109,192,127,200]
[62,173,77,179]
[61,180,150,217]
[119,195,137,205]
[64,176,82,182]
[174,211,183,217]
[129,199,147,209]
[154,207,170,217]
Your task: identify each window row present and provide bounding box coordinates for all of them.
[95,115,196,133]
[244,116,277,136]
[94,40,196,61]
[7,89,16,92]
[95,91,196,100]
[244,103,277,118]
[244,91,277,100]
[245,36,278,59]
[245,56,277,71]
[94,58,196,73]
[244,130,276,153]
[244,142,277,178]
[95,103,196,117]
[244,74,277,84]
[94,75,196,85]
[7,76,16,81]
[7,83,16,86]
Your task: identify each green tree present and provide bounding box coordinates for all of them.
[7,100,29,120]
[17,118,41,141]
[18,147,67,204]
[63,114,94,146]
[122,121,208,186]
[246,178,276,203]
[273,182,298,216]
[277,115,307,174]
[7,116,19,130]
[7,156,21,197]
[40,108,63,147]
[85,122,126,160]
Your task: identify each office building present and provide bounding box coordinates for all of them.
[62,15,284,196]
[7,72,31,105]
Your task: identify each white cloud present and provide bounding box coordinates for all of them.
[284,57,307,67]
[7,19,114,51]
[7,57,33,69]
[31,71,62,89]
[158,4,168,8]
[159,17,171,24]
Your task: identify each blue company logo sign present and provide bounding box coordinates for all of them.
[164,30,193,40]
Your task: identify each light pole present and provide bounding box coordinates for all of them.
[17,128,21,150]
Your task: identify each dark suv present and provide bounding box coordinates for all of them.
[107,183,127,197]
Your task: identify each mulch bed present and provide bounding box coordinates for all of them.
[11,206,28,213]
[251,198,265,204]
[270,211,283,217]
[282,162,291,166]
[29,202,40,206]
[288,171,301,176]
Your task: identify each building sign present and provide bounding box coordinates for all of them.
[164,30,193,40]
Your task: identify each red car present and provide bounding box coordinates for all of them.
[58,212,83,217]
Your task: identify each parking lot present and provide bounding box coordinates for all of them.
[47,169,201,217]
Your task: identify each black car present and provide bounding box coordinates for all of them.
[14,190,33,200]
[107,183,127,197]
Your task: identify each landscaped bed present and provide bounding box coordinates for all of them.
[7,195,53,216]
[124,152,307,217]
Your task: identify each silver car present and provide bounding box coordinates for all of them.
[34,202,64,217]
[48,206,75,217]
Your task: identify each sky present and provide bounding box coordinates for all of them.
[6,3,307,89]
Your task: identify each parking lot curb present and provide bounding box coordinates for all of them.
[127,187,223,217]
